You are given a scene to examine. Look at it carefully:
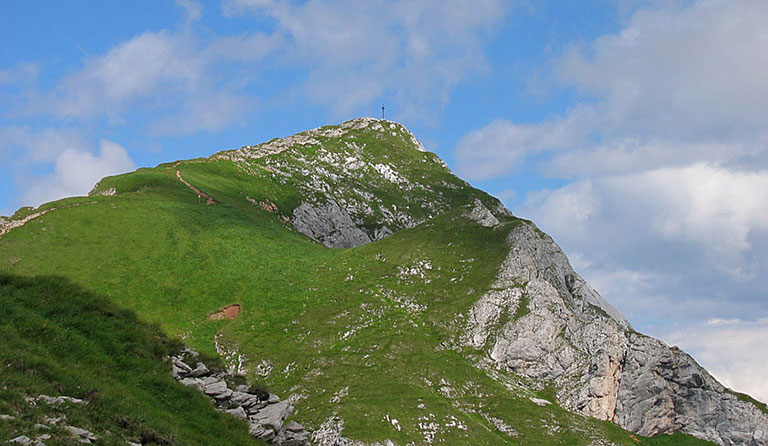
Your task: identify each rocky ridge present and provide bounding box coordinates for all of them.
[170,349,310,446]
[214,117,506,248]
[466,221,768,445]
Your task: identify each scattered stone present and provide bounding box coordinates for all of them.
[8,436,32,446]
[179,377,205,391]
[204,380,228,396]
[65,425,98,443]
[190,363,210,377]
[168,350,310,445]
[530,398,552,407]
[285,421,305,432]
[0,414,15,421]
[251,401,292,431]
[225,406,248,420]
[172,359,192,373]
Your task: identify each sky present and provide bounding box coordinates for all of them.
[1,0,767,402]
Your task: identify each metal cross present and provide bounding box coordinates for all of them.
[381,104,385,120]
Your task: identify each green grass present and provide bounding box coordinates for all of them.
[0,120,715,445]
[0,273,261,446]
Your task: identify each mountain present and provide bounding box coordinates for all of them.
[1,117,766,446]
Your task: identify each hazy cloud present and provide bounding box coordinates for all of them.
[667,319,768,403]
[224,0,511,119]
[175,0,203,22]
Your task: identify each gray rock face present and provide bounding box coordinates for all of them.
[169,351,310,446]
[466,221,768,445]
[292,201,372,248]
[616,334,768,445]
[464,199,499,227]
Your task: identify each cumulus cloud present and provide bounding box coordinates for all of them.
[457,2,768,336]
[520,164,768,288]
[454,109,594,180]
[23,28,282,135]
[22,0,507,132]
[457,0,768,180]
[558,0,768,140]
[21,139,135,207]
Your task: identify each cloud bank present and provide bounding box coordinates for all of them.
[455,0,768,402]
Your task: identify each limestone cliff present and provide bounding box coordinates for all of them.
[466,221,768,445]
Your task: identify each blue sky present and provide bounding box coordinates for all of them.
[2,0,767,402]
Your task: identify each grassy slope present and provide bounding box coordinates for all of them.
[0,122,712,445]
[0,274,261,445]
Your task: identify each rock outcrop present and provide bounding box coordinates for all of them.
[466,221,768,445]
[170,349,311,446]
[292,201,373,248]
[214,117,511,249]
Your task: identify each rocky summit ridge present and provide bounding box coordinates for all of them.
[0,117,766,445]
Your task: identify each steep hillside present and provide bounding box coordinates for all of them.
[0,118,764,445]
[0,274,262,445]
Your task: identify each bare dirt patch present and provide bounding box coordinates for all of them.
[209,304,241,320]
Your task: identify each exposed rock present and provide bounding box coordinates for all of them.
[25,395,87,406]
[372,226,393,241]
[168,350,310,446]
[8,436,32,446]
[190,363,209,377]
[226,406,248,420]
[179,377,205,391]
[251,401,292,431]
[466,221,768,445]
[464,199,499,227]
[292,201,372,248]
[203,380,229,397]
[65,425,98,443]
[0,210,51,238]
[530,398,552,406]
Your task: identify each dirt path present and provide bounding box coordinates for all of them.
[176,170,217,205]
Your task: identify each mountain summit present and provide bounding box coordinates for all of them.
[1,118,766,445]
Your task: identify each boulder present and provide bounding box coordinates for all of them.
[251,401,292,431]
[225,406,248,420]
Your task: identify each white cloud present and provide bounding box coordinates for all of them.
[558,0,768,140]
[454,111,593,179]
[666,319,768,404]
[52,31,204,119]
[33,29,278,134]
[224,0,511,119]
[0,127,88,163]
[21,139,135,207]
[456,0,768,180]
[520,164,768,279]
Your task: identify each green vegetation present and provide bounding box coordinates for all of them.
[512,295,531,321]
[0,274,260,445]
[0,120,715,444]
